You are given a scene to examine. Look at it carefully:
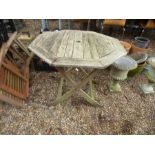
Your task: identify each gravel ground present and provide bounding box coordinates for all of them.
[0,69,155,135]
[0,20,155,135]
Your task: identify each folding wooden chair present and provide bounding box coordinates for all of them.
[140,19,155,36]
[0,32,32,106]
[101,19,126,38]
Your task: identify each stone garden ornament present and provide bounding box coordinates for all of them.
[128,52,148,77]
[140,57,155,94]
[109,56,137,92]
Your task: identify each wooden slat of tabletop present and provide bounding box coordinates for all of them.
[42,32,59,52]
[37,32,50,47]
[96,36,114,58]
[57,30,69,58]
[72,31,83,59]
[50,30,66,58]
[88,33,99,60]
[29,45,52,64]
[64,31,75,58]
[35,33,48,47]
[83,33,91,59]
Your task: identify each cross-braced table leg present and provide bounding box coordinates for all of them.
[80,68,94,99]
[53,67,102,106]
[55,68,73,100]
[56,77,64,99]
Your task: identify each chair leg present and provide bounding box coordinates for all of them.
[100,24,104,33]
[140,29,145,36]
[122,27,125,39]
[87,19,91,31]
[68,20,71,30]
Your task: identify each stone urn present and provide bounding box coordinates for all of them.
[109,56,137,92]
[140,57,155,94]
[128,52,148,77]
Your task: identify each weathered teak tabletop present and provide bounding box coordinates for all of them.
[29,30,127,106]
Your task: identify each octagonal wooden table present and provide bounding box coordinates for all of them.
[29,30,127,106]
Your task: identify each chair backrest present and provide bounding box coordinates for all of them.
[0,32,31,106]
[144,20,155,29]
[103,19,126,27]
[72,19,89,24]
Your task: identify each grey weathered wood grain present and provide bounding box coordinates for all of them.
[39,32,59,52]
[57,30,69,57]
[64,30,75,58]
[72,31,83,59]
[28,30,127,68]
[88,33,99,60]
[50,30,66,58]
[95,36,112,58]
[83,33,91,59]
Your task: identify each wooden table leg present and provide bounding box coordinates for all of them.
[60,69,99,105]
[56,77,64,99]
[88,80,94,99]
[80,68,94,99]
[54,68,102,106]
